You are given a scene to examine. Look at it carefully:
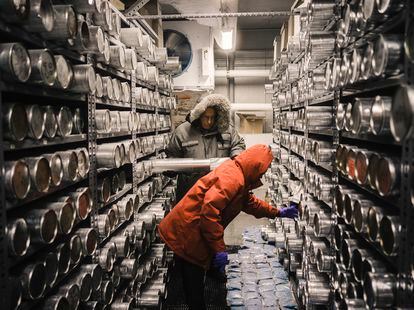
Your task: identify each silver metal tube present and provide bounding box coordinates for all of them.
[58,150,78,182]
[74,272,92,302]
[71,64,96,94]
[23,0,54,33]
[98,243,117,272]
[44,295,70,310]
[379,215,400,256]
[76,148,90,179]
[370,95,392,135]
[367,152,381,190]
[0,43,31,83]
[351,248,371,283]
[147,157,229,173]
[20,263,46,299]
[121,82,131,103]
[341,238,360,269]
[352,199,371,233]
[67,188,91,220]
[339,298,367,310]
[98,280,114,305]
[111,265,121,288]
[375,156,400,196]
[7,218,30,257]
[56,241,71,275]
[316,248,334,273]
[361,257,387,285]
[42,106,58,139]
[26,156,51,193]
[68,20,90,51]
[102,76,114,100]
[98,177,111,203]
[41,5,77,41]
[96,109,112,134]
[390,85,414,142]
[80,264,103,292]
[361,42,374,80]
[372,34,403,77]
[58,283,80,310]
[77,228,98,256]
[86,26,105,55]
[119,111,133,132]
[109,46,126,70]
[314,211,332,236]
[120,27,143,47]
[26,209,58,244]
[25,104,45,140]
[97,143,122,168]
[92,1,112,31]
[69,234,82,265]
[66,0,101,13]
[112,235,130,258]
[112,78,122,101]
[95,73,103,98]
[120,258,139,280]
[2,103,29,142]
[350,48,362,84]
[306,280,330,305]
[97,214,111,237]
[72,108,84,135]
[111,174,119,195]
[44,201,75,235]
[351,98,373,135]
[118,198,133,221]
[56,106,73,137]
[27,49,56,86]
[355,149,373,185]
[345,149,357,181]
[110,111,121,133]
[363,273,396,308]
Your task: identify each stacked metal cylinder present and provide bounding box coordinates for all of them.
[0,1,178,309]
[270,0,414,308]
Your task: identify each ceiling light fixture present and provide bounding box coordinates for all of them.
[221,29,233,50]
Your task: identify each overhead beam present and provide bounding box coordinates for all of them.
[124,0,151,15]
[127,11,291,20]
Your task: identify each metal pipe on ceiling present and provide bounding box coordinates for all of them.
[215,69,269,78]
[127,11,291,20]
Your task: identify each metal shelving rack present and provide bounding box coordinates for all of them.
[397,0,414,305]
[269,0,414,308]
[0,3,176,309]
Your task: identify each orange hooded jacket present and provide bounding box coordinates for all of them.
[157,144,280,269]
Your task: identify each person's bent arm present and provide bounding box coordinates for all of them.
[242,193,280,219]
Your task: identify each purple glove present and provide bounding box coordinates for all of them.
[212,252,229,273]
[279,203,298,219]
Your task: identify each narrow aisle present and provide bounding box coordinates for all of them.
[226,226,297,309]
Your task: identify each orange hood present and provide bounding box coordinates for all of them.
[234,144,273,186]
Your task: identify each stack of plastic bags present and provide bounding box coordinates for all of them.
[226,227,297,310]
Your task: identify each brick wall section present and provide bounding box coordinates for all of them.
[171,90,209,129]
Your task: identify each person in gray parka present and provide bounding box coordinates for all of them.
[165,93,246,202]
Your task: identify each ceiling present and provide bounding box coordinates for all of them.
[237,0,293,30]
[158,0,295,50]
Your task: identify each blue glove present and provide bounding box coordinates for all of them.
[212,252,229,273]
[279,203,298,219]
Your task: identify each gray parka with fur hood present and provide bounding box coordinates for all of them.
[166,94,246,201]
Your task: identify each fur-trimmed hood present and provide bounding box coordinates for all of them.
[188,94,231,133]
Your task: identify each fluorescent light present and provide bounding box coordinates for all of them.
[221,29,233,50]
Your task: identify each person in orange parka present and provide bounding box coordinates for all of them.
[158,144,298,309]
